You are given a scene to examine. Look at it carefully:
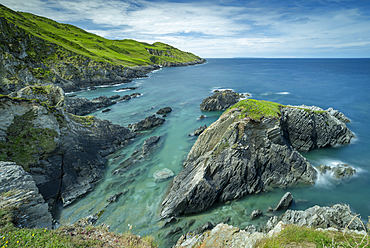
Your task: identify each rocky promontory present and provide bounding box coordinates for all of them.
[161,99,354,218]
[0,85,135,214]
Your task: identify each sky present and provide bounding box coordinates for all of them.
[1,0,370,58]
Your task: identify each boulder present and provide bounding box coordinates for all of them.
[153,168,175,182]
[200,90,244,111]
[250,209,263,220]
[274,192,293,211]
[128,115,165,132]
[157,107,173,115]
[0,161,53,228]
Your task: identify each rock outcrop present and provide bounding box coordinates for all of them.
[0,85,135,210]
[128,115,165,132]
[317,163,356,179]
[174,204,363,248]
[200,90,247,111]
[65,95,117,115]
[274,192,293,211]
[189,125,207,137]
[161,99,354,218]
[0,161,53,228]
[156,107,172,115]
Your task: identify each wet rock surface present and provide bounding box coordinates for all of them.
[200,89,246,111]
[189,125,207,137]
[128,115,165,132]
[317,163,356,179]
[0,161,53,229]
[156,107,172,115]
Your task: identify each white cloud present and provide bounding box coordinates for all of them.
[1,0,370,57]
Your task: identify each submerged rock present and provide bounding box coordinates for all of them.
[200,89,245,111]
[274,192,293,211]
[153,168,175,182]
[157,107,172,115]
[161,99,354,218]
[128,115,165,132]
[0,161,53,229]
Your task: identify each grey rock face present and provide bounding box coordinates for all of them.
[200,90,244,111]
[266,204,363,231]
[0,86,135,210]
[128,115,165,132]
[161,108,316,218]
[274,192,293,211]
[317,164,356,179]
[65,95,117,115]
[161,102,354,218]
[281,106,354,152]
[0,161,53,228]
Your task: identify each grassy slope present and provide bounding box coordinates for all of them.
[0,4,201,67]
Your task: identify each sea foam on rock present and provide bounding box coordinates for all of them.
[161,99,354,218]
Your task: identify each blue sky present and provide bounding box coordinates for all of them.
[2,0,370,58]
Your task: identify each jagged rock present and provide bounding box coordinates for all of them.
[119,95,131,101]
[281,105,354,152]
[142,136,161,155]
[317,164,356,179]
[161,99,354,218]
[189,125,207,136]
[163,217,178,227]
[250,209,263,220]
[266,204,363,231]
[327,107,350,123]
[128,115,165,132]
[106,190,128,203]
[195,222,215,234]
[130,93,142,98]
[102,108,111,113]
[274,192,293,211]
[115,87,137,92]
[200,90,245,111]
[153,168,175,182]
[109,95,120,100]
[175,204,363,248]
[65,95,116,115]
[157,107,172,115]
[0,86,135,210]
[0,161,53,228]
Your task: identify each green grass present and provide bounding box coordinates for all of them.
[0,209,157,248]
[227,99,283,120]
[0,4,201,67]
[256,225,369,248]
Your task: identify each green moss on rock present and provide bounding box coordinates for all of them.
[227,99,283,121]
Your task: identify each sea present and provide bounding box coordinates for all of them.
[59,58,370,247]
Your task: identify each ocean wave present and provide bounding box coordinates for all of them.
[276,91,290,95]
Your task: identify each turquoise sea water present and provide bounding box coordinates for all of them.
[60,58,370,247]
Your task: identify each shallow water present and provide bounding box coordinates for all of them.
[60,58,370,247]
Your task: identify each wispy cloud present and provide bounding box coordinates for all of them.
[1,0,370,57]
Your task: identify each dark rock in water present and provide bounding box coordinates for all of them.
[0,86,135,211]
[195,222,215,234]
[157,107,173,115]
[267,207,274,212]
[274,192,293,211]
[142,136,161,155]
[198,115,206,120]
[115,87,137,92]
[317,164,356,179]
[161,100,354,218]
[107,191,126,203]
[200,90,245,111]
[166,226,183,237]
[119,95,131,101]
[68,94,77,98]
[102,108,111,113]
[89,86,97,90]
[266,204,363,231]
[153,168,175,182]
[163,217,178,227]
[250,209,263,220]
[189,125,207,136]
[0,161,53,228]
[109,95,121,100]
[65,95,116,115]
[130,93,141,98]
[128,115,165,132]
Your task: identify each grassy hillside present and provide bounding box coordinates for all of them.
[0,4,201,67]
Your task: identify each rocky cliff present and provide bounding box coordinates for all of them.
[161,99,354,218]
[174,204,365,248]
[0,85,135,212]
[0,4,205,94]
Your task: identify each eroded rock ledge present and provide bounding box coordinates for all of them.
[0,85,135,211]
[161,99,354,218]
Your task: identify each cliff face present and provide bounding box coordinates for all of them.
[0,85,135,209]
[0,4,205,94]
[161,100,354,218]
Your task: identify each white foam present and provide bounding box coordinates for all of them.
[114,89,131,92]
[151,68,162,73]
[211,88,234,93]
[276,91,290,95]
